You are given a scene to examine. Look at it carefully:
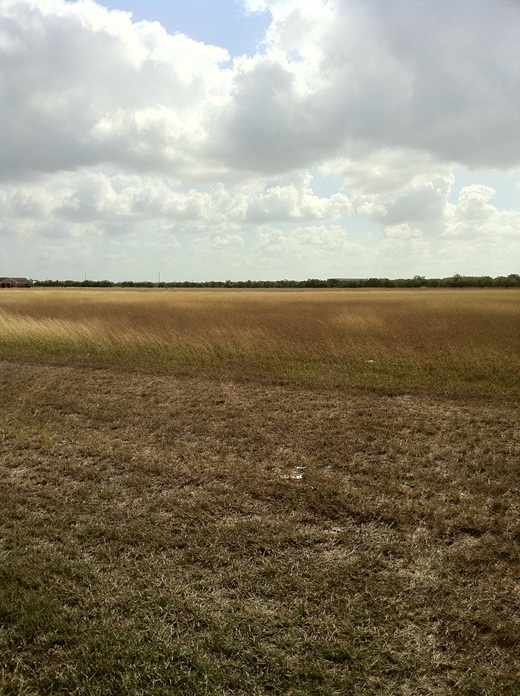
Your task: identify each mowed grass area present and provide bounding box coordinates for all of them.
[0,289,519,695]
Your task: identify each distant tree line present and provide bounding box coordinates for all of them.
[31,273,520,289]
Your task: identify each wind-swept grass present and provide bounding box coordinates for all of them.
[0,287,519,398]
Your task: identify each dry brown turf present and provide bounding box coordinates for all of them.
[1,359,519,695]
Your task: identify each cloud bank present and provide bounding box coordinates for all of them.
[1,0,519,280]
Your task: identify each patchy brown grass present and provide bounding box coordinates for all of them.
[0,289,519,694]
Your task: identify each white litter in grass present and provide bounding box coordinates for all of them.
[280,466,305,480]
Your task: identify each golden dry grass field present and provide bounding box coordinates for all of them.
[0,288,519,695]
[0,287,519,397]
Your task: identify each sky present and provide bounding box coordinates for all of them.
[1,0,520,282]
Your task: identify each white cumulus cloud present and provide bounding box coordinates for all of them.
[1,0,519,280]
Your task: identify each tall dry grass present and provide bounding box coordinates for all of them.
[0,287,519,397]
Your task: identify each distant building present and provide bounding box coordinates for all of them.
[0,277,31,288]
